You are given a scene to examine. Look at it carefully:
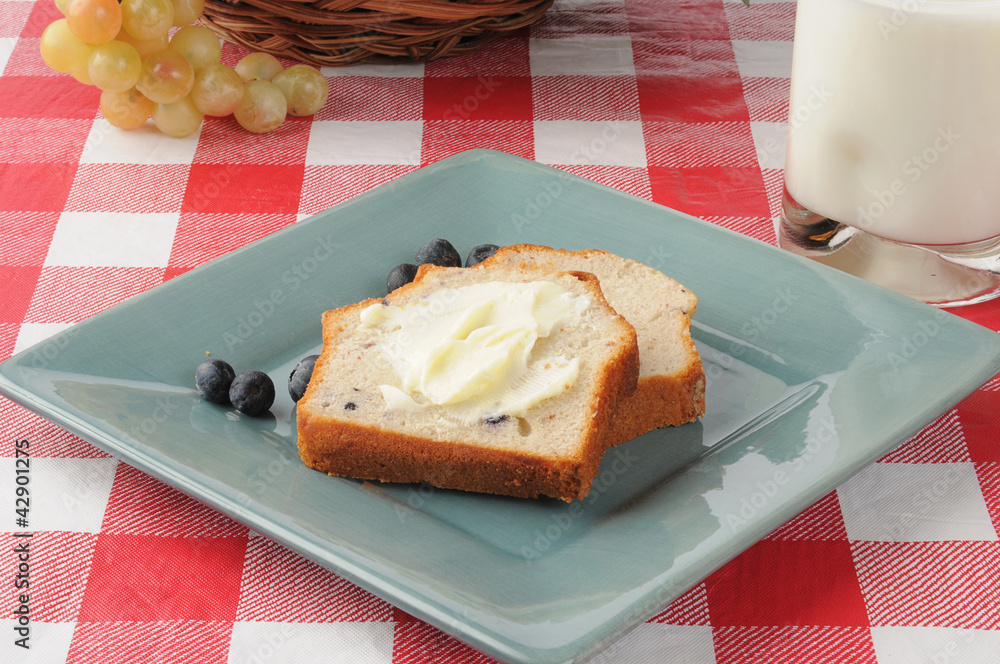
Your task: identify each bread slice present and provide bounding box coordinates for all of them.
[482,245,704,444]
[296,262,639,502]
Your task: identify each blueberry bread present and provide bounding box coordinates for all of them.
[295,263,639,502]
[482,245,704,444]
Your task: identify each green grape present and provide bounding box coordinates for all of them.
[170,0,205,26]
[54,0,73,15]
[272,64,329,117]
[65,0,122,45]
[121,0,174,42]
[191,63,244,116]
[136,49,194,104]
[101,87,153,130]
[235,52,283,82]
[115,27,169,59]
[40,19,93,74]
[88,41,142,92]
[152,95,203,137]
[168,26,221,71]
[234,80,286,134]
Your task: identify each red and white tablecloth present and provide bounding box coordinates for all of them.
[2,0,999,662]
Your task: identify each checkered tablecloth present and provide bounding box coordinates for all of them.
[2,0,999,662]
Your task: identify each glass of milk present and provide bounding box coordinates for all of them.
[778,0,1000,305]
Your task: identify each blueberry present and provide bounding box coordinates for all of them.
[387,263,419,293]
[288,354,319,403]
[195,358,235,404]
[345,402,357,411]
[465,244,500,267]
[229,370,275,416]
[415,238,461,268]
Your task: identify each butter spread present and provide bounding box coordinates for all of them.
[359,281,589,421]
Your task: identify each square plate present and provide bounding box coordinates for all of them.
[3,150,1000,664]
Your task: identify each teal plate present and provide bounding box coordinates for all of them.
[3,150,1000,663]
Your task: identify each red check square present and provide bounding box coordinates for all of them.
[706,539,869,626]
[649,166,769,218]
[644,121,757,167]
[627,0,731,40]
[0,118,91,163]
[300,164,417,215]
[0,265,40,323]
[0,162,77,211]
[742,76,792,123]
[976,463,1000,537]
[852,540,1000,629]
[422,120,533,164]
[956,389,1000,462]
[66,620,232,664]
[638,74,750,123]
[237,536,392,622]
[77,533,246,621]
[765,491,848,541]
[425,36,530,77]
[724,1,798,41]
[0,212,59,265]
[20,0,61,38]
[0,76,99,119]
[424,76,532,121]
[713,626,877,664]
[4,37,56,76]
[24,266,163,323]
[65,164,189,213]
[193,115,310,165]
[169,212,294,269]
[0,532,97,622]
[532,0,630,39]
[182,163,304,214]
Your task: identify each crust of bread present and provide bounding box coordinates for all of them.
[296,266,639,502]
[482,244,705,445]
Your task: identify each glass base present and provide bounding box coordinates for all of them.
[778,188,1000,307]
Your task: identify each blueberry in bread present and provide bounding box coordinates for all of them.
[295,262,639,502]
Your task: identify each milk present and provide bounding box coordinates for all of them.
[783,0,1000,246]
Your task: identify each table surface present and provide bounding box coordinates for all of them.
[2,0,1000,662]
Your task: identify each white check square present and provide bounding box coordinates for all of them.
[607,625,716,663]
[0,458,118,533]
[0,37,16,76]
[732,40,794,78]
[81,119,200,165]
[306,121,422,166]
[534,120,646,166]
[871,626,1000,664]
[530,37,635,76]
[12,323,75,355]
[750,121,788,170]
[838,462,996,542]
[45,212,179,268]
[0,620,75,664]
[227,622,394,664]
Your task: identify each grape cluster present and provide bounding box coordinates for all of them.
[40,0,329,137]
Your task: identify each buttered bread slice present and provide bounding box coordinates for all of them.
[296,263,639,502]
[483,245,705,444]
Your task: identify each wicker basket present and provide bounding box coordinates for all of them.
[201,0,555,67]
